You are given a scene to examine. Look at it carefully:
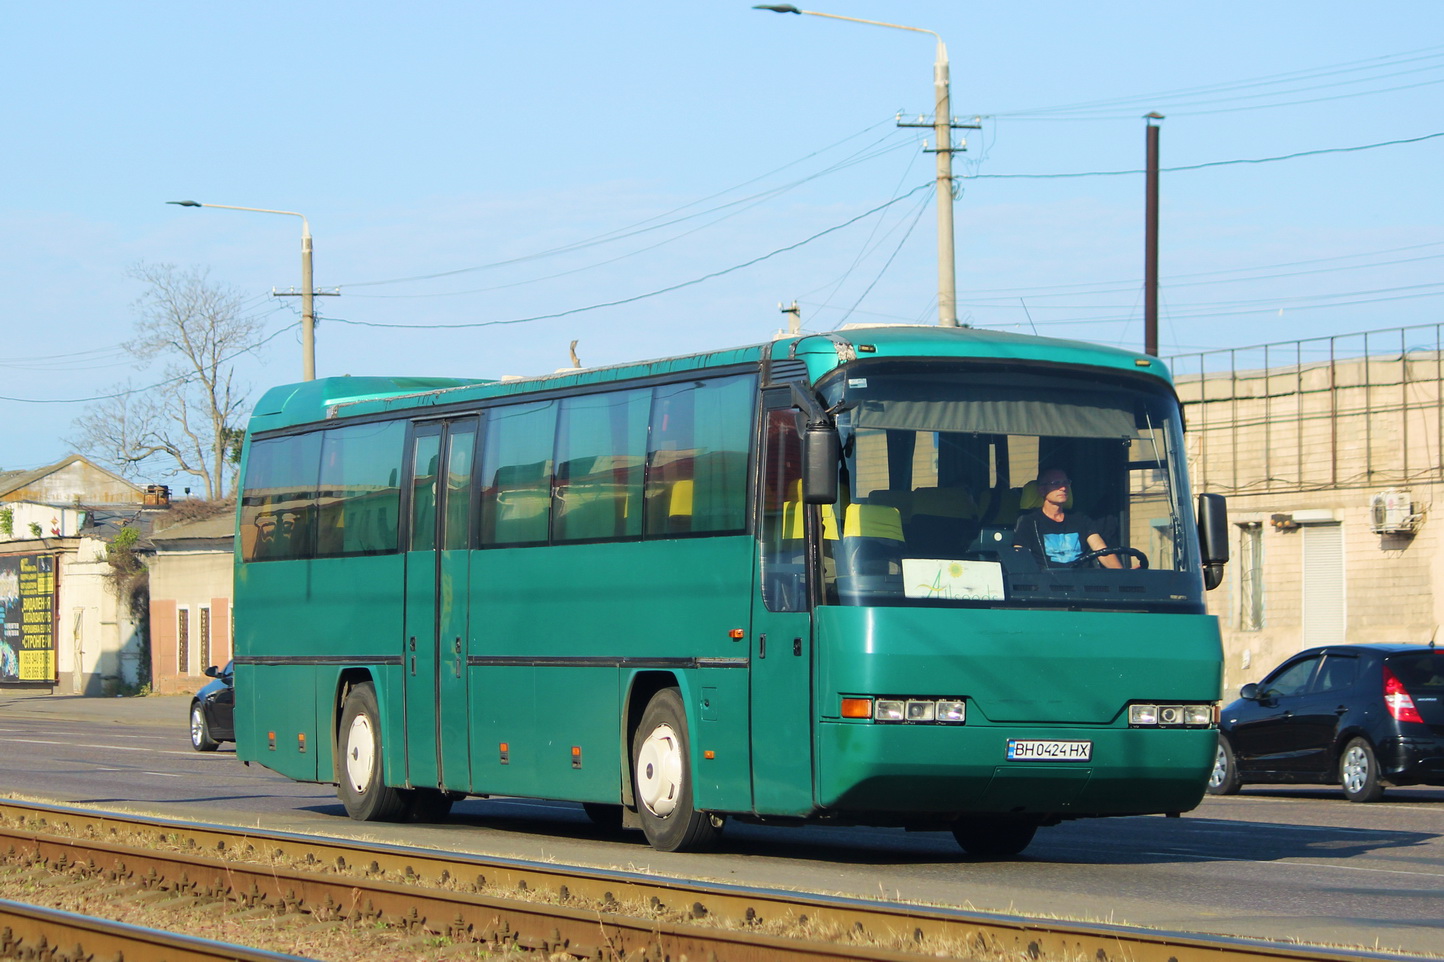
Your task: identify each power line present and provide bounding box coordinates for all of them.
[992,44,1444,119]
[966,131,1444,180]
[336,123,914,291]
[328,184,933,331]
[0,311,292,405]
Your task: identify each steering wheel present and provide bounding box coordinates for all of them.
[1068,546,1149,569]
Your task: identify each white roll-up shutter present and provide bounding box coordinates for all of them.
[1302,523,1346,644]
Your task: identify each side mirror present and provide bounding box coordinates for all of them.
[802,420,839,505]
[1239,682,1259,700]
[1196,492,1229,590]
[204,665,220,679]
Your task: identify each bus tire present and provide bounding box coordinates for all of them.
[336,683,409,822]
[951,817,1037,858]
[1207,735,1241,795]
[632,688,720,853]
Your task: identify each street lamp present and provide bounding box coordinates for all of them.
[754,4,967,327]
[167,200,317,380]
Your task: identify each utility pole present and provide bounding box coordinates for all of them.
[1144,113,1163,357]
[779,300,801,336]
[898,60,979,328]
[167,200,337,380]
[754,6,977,328]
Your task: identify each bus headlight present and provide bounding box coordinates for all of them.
[875,699,906,722]
[860,697,966,724]
[1129,702,1215,728]
[936,700,967,723]
[905,700,936,722]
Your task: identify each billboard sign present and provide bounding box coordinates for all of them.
[0,553,57,685]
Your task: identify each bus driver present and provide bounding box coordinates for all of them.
[1013,468,1123,569]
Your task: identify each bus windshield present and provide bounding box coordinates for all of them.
[815,363,1202,612]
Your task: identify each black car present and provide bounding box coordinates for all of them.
[189,661,235,752]
[1209,644,1444,801]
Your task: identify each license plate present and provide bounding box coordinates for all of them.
[1007,739,1092,761]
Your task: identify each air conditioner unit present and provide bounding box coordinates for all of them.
[1369,490,1418,535]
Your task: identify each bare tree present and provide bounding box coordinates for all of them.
[72,263,266,499]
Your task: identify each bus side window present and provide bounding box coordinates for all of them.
[646,375,754,538]
[761,405,807,612]
[238,433,322,563]
[480,399,558,547]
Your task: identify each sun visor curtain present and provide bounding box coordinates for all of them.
[850,389,1137,439]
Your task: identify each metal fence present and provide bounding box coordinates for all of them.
[1169,323,1444,495]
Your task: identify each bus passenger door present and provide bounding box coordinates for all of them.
[748,396,817,816]
[404,417,478,792]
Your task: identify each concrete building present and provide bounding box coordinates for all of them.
[0,456,155,693]
[147,514,234,695]
[1,454,144,506]
[1173,325,1444,696]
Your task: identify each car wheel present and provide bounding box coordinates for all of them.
[1339,737,1385,803]
[336,683,409,821]
[1206,735,1241,795]
[189,702,220,752]
[632,688,720,852]
[951,817,1038,858]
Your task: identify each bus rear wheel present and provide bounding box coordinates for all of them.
[632,688,720,853]
[337,683,409,822]
[951,816,1038,858]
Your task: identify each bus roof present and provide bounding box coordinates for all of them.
[246,325,1170,433]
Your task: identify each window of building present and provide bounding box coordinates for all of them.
[199,606,211,669]
[1239,522,1263,631]
[177,607,191,675]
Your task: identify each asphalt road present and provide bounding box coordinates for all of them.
[1,692,1440,957]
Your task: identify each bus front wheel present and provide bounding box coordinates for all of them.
[632,688,720,852]
[337,683,409,822]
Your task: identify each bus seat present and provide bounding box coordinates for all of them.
[866,489,914,522]
[904,488,980,558]
[839,503,904,575]
[784,500,840,540]
[910,487,977,520]
[989,486,1025,524]
[557,486,629,541]
[844,503,904,541]
[666,479,694,533]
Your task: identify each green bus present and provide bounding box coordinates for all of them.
[233,325,1228,856]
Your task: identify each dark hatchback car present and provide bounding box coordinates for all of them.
[1209,644,1444,801]
[189,661,235,752]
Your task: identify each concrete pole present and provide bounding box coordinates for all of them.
[166,201,317,380]
[754,6,966,327]
[300,219,315,381]
[933,40,957,327]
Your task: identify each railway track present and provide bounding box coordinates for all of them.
[0,799,1420,962]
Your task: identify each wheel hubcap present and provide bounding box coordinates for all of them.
[636,723,682,817]
[345,714,377,794]
[1209,745,1227,787]
[190,708,204,744]
[1342,746,1368,794]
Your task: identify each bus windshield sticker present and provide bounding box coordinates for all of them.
[902,559,1005,601]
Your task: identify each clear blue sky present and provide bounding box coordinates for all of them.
[2,2,1441,476]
